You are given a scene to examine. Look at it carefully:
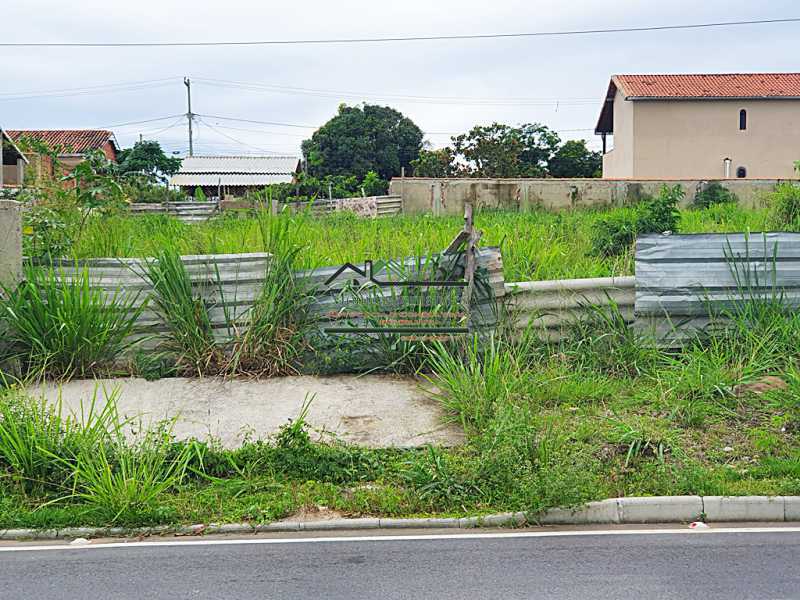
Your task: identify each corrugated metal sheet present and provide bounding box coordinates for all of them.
[505,276,635,341]
[635,233,800,339]
[170,173,295,186]
[171,156,300,187]
[129,201,219,223]
[281,196,403,218]
[35,248,504,351]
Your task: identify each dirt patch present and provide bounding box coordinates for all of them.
[280,506,345,522]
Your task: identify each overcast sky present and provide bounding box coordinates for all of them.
[1,0,798,157]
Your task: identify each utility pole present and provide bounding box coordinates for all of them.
[184,77,194,156]
[139,133,143,144]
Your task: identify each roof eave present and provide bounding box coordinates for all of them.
[625,95,800,101]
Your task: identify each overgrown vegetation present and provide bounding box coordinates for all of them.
[65,201,771,282]
[590,184,683,257]
[693,182,738,209]
[0,265,144,380]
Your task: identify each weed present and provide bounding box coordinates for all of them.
[693,182,737,209]
[0,264,144,379]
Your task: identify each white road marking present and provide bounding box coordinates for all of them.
[1,526,799,553]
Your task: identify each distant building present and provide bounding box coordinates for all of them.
[5,129,119,184]
[0,129,29,188]
[170,155,301,199]
[595,73,800,179]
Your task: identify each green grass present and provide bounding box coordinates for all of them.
[71,204,771,282]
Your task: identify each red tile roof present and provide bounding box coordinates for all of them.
[5,129,118,154]
[613,73,800,99]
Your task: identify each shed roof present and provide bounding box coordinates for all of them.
[1,129,29,164]
[171,155,301,187]
[595,73,800,134]
[5,129,119,154]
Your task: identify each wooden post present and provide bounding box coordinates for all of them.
[461,202,477,312]
[0,200,22,289]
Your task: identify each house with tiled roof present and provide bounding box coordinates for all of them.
[595,73,800,179]
[5,129,119,184]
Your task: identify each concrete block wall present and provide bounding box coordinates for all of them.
[389,177,793,215]
[0,200,22,288]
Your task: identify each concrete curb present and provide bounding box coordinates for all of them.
[1,496,798,541]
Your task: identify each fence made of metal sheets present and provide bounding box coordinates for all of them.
[504,276,635,341]
[34,247,503,351]
[635,232,800,339]
[129,201,219,223]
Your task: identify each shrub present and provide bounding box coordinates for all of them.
[693,182,737,208]
[591,185,682,257]
[360,170,389,197]
[0,265,144,379]
[589,208,639,258]
[194,187,207,201]
[22,206,76,259]
[767,182,800,229]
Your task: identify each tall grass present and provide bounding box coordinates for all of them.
[0,265,144,380]
[0,388,125,494]
[144,210,315,377]
[144,247,223,376]
[73,205,769,283]
[227,210,315,377]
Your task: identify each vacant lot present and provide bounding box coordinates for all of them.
[70,203,770,281]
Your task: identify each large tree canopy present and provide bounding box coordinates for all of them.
[302,104,424,181]
[116,140,182,183]
[450,123,561,178]
[548,139,602,178]
[411,123,602,178]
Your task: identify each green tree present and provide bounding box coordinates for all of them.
[450,123,560,178]
[548,140,602,178]
[301,104,424,180]
[116,140,182,183]
[410,148,457,177]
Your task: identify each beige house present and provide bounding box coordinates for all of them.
[595,73,800,179]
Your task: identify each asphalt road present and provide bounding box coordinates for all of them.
[1,528,799,599]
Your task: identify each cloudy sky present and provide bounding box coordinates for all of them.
[1,0,798,157]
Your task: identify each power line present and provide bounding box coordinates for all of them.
[194,77,597,106]
[198,114,317,129]
[0,79,176,102]
[195,117,300,154]
[1,18,797,47]
[91,114,186,129]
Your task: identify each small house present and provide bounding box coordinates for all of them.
[0,129,29,188]
[170,155,301,199]
[595,73,800,179]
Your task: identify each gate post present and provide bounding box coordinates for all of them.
[0,199,22,288]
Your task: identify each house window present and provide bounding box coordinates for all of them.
[736,166,747,178]
[739,109,747,130]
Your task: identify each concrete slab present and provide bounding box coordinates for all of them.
[31,375,463,449]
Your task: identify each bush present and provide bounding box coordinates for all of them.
[591,185,682,257]
[22,206,76,259]
[122,176,186,204]
[589,209,639,258]
[767,182,800,229]
[693,182,737,208]
[0,265,145,380]
[360,170,389,197]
